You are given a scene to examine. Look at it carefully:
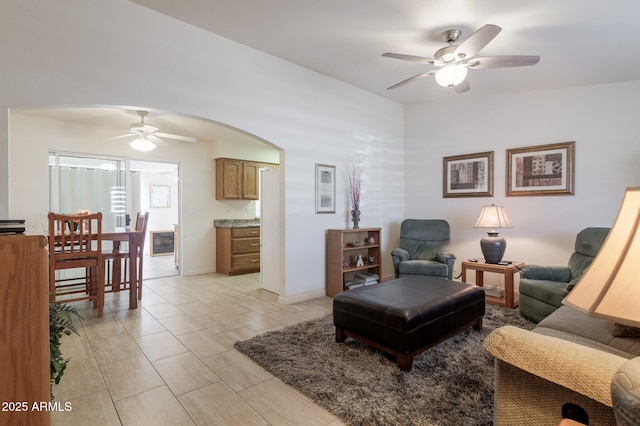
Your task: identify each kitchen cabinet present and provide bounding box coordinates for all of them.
[216,226,261,275]
[215,158,259,200]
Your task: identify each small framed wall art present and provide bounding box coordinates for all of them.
[149,184,171,208]
[443,151,494,198]
[315,163,336,213]
[506,141,575,196]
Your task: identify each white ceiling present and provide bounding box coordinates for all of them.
[130,0,640,105]
[18,2,640,139]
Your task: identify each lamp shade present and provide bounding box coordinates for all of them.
[130,137,156,152]
[435,64,468,88]
[563,186,640,327]
[474,204,513,230]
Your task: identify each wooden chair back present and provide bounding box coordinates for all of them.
[48,212,104,317]
[134,212,150,300]
[48,212,102,260]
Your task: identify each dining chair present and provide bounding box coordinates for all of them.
[104,212,149,300]
[48,212,104,317]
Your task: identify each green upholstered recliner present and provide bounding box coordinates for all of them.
[519,227,610,323]
[391,219,456,280]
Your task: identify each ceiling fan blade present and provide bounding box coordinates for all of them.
[107,133,135,141]
[454,24,501,60]
[453,79,470,94]
[387,70,437,90]
[382,52,437,65]
[466,55,540,69]
[146,134,167,146]
[155,132,197,143]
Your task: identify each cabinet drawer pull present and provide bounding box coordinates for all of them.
[251,259,259,262]
[250,243,259,246]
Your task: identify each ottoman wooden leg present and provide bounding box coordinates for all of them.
[336,326,346,343]
[397,354,413,372]
[473,317,483,331]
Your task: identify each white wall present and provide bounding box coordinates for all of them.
[1,0,405,302]
[405,81,640,286]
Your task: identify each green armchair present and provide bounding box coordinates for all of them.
[519,227,610,322]
[391,219,456,280]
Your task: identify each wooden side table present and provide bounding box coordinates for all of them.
[461,260,524,308]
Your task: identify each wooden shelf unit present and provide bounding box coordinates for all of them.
[0,234,50,426]
[326,228,382,297]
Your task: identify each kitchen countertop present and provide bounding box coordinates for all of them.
[214,219,260,228]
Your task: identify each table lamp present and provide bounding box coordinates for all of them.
[563,186,640,327]
[474,204,513,264]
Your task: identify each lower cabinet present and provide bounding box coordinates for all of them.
[216,227,261,275]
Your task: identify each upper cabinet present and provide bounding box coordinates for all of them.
[215,158,259,200]
[242,161,259,200]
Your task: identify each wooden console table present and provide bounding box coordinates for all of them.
[461,260,524,308]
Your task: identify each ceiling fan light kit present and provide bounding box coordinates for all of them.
[435,64,468,88]
[383,24,540,94]
[129,137,156,152]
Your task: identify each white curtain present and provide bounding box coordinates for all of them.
[58,166,122,229]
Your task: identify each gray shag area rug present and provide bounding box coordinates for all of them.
[235,304,535,426]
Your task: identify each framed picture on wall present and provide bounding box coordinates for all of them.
[149,184,171,208]
[315,163,336,213]
[506,141,575,196]
[443,151,494,198]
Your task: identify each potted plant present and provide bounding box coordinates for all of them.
[49,301,81,398]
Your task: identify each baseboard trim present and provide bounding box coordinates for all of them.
[277,289,327,305]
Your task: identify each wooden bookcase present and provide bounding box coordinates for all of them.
[326,228,382,297]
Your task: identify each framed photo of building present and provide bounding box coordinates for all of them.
[315,163,336,213]
[443,151,494,198]
[506,141,575,196]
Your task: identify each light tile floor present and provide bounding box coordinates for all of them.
[51,272,343,426]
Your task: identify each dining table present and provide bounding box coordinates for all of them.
[103,229,143,310]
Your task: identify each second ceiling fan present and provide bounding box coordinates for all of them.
[116,110,198,152]
[383,24,540,94]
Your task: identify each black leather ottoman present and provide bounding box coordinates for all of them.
[333,275,485,371]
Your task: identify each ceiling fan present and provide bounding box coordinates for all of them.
[382,24,540,94]
[115,110,197,152]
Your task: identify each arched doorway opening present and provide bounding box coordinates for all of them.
[9,105,284,293]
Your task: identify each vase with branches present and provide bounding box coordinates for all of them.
[347,162,362,229]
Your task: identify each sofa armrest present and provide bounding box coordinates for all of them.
[484,325,627,407]
[520,265,572,282]
[612,357,640,425]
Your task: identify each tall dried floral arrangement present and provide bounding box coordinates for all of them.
[347,161,362,212]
